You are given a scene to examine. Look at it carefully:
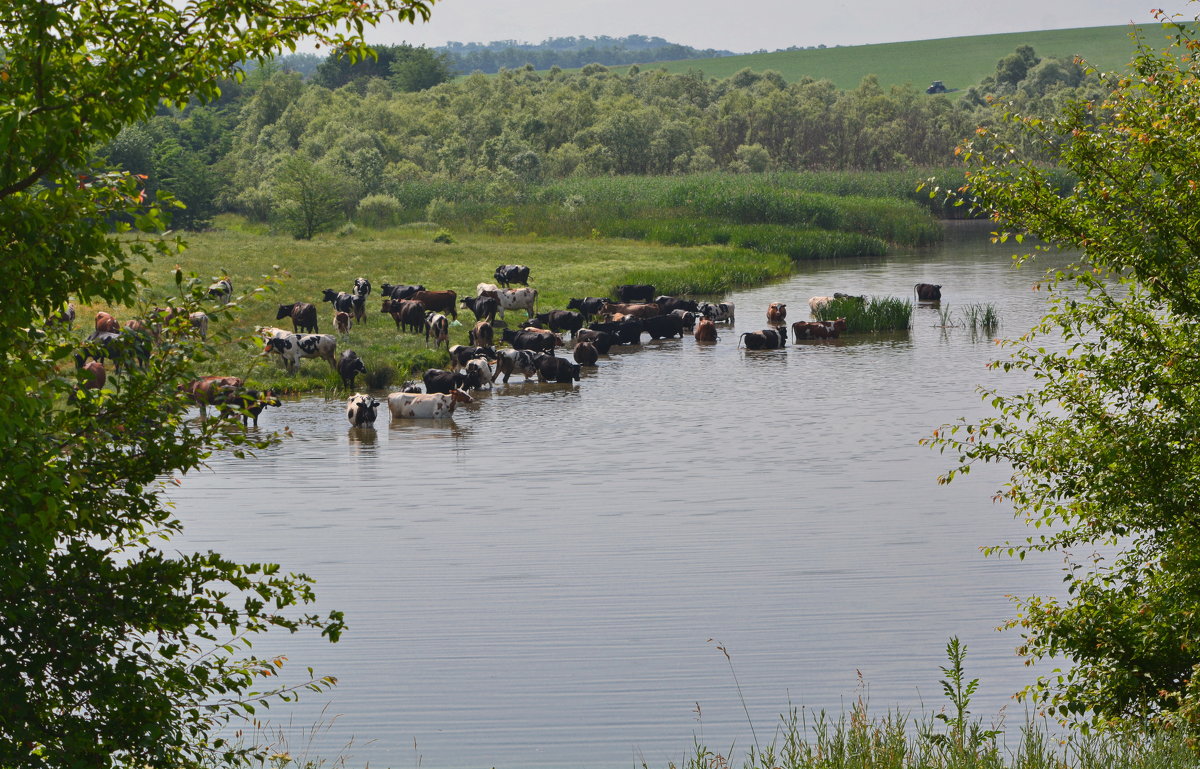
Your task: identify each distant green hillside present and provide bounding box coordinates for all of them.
[621,25,1178,90]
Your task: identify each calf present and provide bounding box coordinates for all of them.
[265,334,338,373]
[501,328,556,352]
[494,264,531,287]
[423,368,469,394]
[484,287,538,319]
[492,348,539,383]
[642,314,685,340]
[322,289,355,314]
[469,320,494,347]
[567,297,609,321]
[412,290,458,320]
[461,295,499,324]
[335,311,352,336]
[387,389,472,419]
[277,302,319,334]
[915,283,942,301]
[574,328,613,354]
[615,284,655,303]
[766,302,787,326]
[533,310,584,337]
[534,353,581,384]
[346,393,380,427]
[381,283,425,300]
[739,328,787,350]
[338,350,367,387]
[573,341,599,366]
[425,312,450,349]
[207,278,233,303]
[694,318,718,342]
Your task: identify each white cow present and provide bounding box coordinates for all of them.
[387,389,472,419]
[265,333,337,373]
[465,357,493,389]
[809,296,835,313]
[189,311,210,340]
[486,287,538,319]
[346,393,380,426]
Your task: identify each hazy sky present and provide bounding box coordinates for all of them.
[357,0,1191,52]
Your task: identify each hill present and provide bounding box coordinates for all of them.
[605,25,1173,90]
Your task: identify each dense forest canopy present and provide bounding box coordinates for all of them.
[103,44,1106,232]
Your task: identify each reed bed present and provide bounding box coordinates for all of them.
[812,296,913,334]
[960,303,1001,334]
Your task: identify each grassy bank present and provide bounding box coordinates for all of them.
[90,225,791,393]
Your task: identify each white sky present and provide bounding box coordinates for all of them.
[359,0,1192,52]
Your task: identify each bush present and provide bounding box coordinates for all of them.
[425,196,456,224]
[432,228,454,243]
[356,193,402,228]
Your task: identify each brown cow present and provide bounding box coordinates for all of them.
[792,320,846,341]
[766,302,787,326]
[694,318,718,342]
[335,311,352,336]
[181,375,244,419]
[412,290,458,320]
[515,326,564,347]
[573,341,598,366]
[603,303,661,319]
[94,311,119,334]
[469,321,493,347]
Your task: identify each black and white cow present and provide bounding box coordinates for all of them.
[381,283,425,300]
[354,277,372,299]
[566,297,609,321]
[322,289,355,314]
[207,278,233,303]
[494,264,531,288]
[464,357,493,390]
[346,393,380,427]
[266,333,338,372]
[449,344,497,371]
[461,295,499,324]
[697,301,735,323]
[492,348,539,383]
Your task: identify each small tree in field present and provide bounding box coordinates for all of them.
[0,0,433,765]
[274,155,347,239]
[927,11,1200,728]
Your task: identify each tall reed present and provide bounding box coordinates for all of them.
[812,296,913,333]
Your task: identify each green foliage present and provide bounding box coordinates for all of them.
[813,296,912,333]
[273,155,347,239]
[432,228,455,243]
[926,14,1200,728]
[355,193,402,228]
[0,0,433,765]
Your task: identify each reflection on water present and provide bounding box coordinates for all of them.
[168,223,1072,769]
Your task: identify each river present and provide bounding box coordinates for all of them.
[168,221,1072,769]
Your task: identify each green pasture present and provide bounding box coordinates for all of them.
[88,224,791,393]
[580,24,1174,91]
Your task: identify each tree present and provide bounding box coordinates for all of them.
[389,45,454,92]
[0,0,432,765]
[273,154,348,238]
[926,13,1200,728]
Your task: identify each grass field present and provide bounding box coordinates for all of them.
[87,224,791,393]
[573,24,1175,91]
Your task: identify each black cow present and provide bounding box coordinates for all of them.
[461,295,499,323]
[322,289,355,313]
[615,284,656,303]
[277,302,318,333]
[533,310,584,337]
[381,283,425,300]
[423,368,470,394]
[494,264,531,288]
[574,328,614,355]
[502,328,556,352]
[338,350,367,388]
[656,296,699,314]
[588,319,642,345]
[739,328,787,350]
[915,283,943,302]
[567,297,609,321]
[573,341,599,366]
[642,314,684,340]
[533,353,581,383]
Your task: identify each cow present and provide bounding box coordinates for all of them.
[469,321,494,347]
[351,294,368,326]
[792,321,838,341]
[834,292,866,303]
[94,311,119,335]
[346,393,380,427]
[387,389,472,419]
[656,296,700,314]
[53,302,76,329]
[476,282,501,296]
[492,348,539,383]
[322,289,356,314]
[573,341,598,366]
[494,264,531,287]
[425,312,449,348]
[338,350,367,387]
[603,303,661,319]
[217,388,281,426]
[588,318,642,346]
[354,277,372,299]
[464,357,493,390]
[335,311,352,337]
[915,283,942,302]
[381,283,425,300]
[519,327,565,347]
[615,284,656,303]
[187,311,210,341]
[207,278,233,303]
[423,368,470,394]
[501,328,556,352]
[412,290,458,320]
[80,359,106,390]
[449,344,497,371]
[567,297,609,321]
[277,302,319,334]
[181,375,244,419]
[533,310,584,337]
[809,296,836,313]
[381,298,426,333]
[766,302,787,326]
[79,330,149,374]
[574,328,614,354]
[461,295,499,324]
[483,287,538,319]
[265,333,337,373]
[697,301,735,323]
[642,314,685,340]
[694,318,718,342]
[534,353,581,384]
[670,309,697,331]
[739,328,787,350]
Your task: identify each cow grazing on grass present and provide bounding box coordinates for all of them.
[381,283,424,300]
[208,278,233,303]
[482,287,538,319]
[915,283,942,302]
[346,393,380,427]
[381,298,425,333]
[388,389,472,418]
[265,334,337,373]
[461,295,499,324]
[413,290,458,320]
[277,302,319,334]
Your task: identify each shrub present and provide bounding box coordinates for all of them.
[432,228,454,244]
[356,193,402,228]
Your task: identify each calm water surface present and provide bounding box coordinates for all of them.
[169,223,1074,768]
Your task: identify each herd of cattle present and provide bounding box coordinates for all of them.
[67,264,943,427]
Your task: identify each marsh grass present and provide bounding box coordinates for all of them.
[960,303,1000,335]
[812,296,913,334]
